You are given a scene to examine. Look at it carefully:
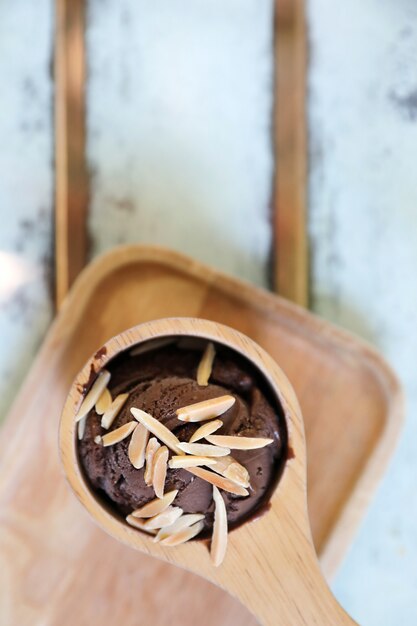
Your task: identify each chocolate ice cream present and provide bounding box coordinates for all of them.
[78,338,287,534]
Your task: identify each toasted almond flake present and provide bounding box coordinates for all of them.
[126,515,156,534]
[211,456,250,488]
[131,490,178,518]
[76,370,111,422]
[128,423,150,469]
[160,520,205,546]
[186,467,249,497]
[77,417,87,440]
[206,435,273,450]
[101,393,129,429]
[94,435,102,445]
[154,514,205,542]
[189,419,223,443]
[130,408,183,454]
[169,455,217,469]
[95,387,112,415]
[176,395,235,423]
[129,337,175,357]
[101,421,137,447]
[143,506,183,530]
[144,437,161,486]
[152,446,169,498]
[196,342,216,386]
[211,486,228,566]
[178,442,230,457]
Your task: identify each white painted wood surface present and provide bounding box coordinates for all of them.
[0,1,53,418]
[308,1,417,624]
[86,0,274,286]
[0,0,416,624]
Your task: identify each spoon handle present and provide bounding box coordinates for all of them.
[226,513,359,625]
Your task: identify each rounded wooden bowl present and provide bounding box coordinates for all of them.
[59,317,303,550]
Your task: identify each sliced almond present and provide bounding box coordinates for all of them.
[101,421,137,447]
[178,442,230,457]
[76,370,111,422]
[95,387,112,415]
[154,514,205,542]
[128,423,150,469]
[211,456,250,488]
[126,515,156,535]
[144,437,161,486]
[152,446,169,498]
[176,395,235,423]
[169,455,217,469]
[186,467,249,497]
[94,435,102,445]
[131,490,178,518]
[131,408,183,454]
[196,342,216,386]
[160,520,205,546]
[77,416,87,440]
[130,337,175,357]
[206,435,273,450]
[143,506,183,530]
[211,486,228,566]
[189,419,223,443]
[101,393,129,429]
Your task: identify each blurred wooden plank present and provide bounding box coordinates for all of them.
[272,0,308,306]
[54,0,89,309]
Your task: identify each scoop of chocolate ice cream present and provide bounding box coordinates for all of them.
[78,339,287,533]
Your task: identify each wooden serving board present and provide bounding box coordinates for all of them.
[0,245,402,626]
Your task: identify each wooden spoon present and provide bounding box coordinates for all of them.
[60,318,357,625]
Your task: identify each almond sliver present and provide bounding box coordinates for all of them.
[189,419,223,443]
[152,446,169,498]
[101,421,137,447]
[76,370,111,422]
[77,416,87,440]
[95,387,112,415]
[178,442,230,457]
[211,486,228,566]
[101,393,129,429]
[169,455,217,469]
[128,423,150,469]
[211,456,250,488]
[154,514,205,542]
[160,520,205,546]
[143,506,183,530]
[176,395,235,423]
[131,408,182,454]
[131,490,178,518]
[186,467,249,497]
[196,342,216,386]
[206,435,273,450]
[126,515,156,534]
[144,437,161,486]
[130,337,175,357]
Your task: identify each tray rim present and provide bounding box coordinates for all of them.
[2,243,404,579]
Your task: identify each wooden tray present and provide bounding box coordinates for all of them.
[0,245,402,626]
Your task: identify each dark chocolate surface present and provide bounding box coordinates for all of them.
[78,339,287,533]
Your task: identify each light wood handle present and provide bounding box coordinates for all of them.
[226,506,358,626]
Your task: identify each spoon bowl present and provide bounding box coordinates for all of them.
[60,317,357,625]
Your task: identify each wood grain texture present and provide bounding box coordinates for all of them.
[273,0,308,304]
[60,317,356,625]
[0,246,402,625]
[54,0,89,308]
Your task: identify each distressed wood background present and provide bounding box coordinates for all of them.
[1,1,417,625]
